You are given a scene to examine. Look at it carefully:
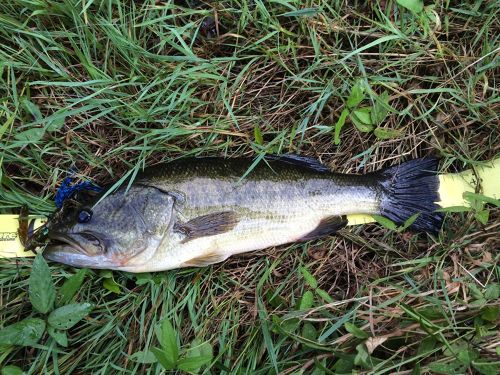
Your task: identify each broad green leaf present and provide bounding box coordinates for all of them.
[373,127,401,139]
[347,81,365,108]
[299,266,318,289]
[475,319,491,338]
[47,303,93,330]
[350,118,374,132]
[47,326,68,347]
[456,349,479,365]
[14,128,45,142]
[45,110,66,132]
[130,350,157,364]
[21,98,42,121]
[332,356,355,373]
[301,322,317,341]
[428,360,464,374]
[299,290,314,310]
[316,288,334,303]
[374,127,402,140]
[99,270,113,278]
[480,306,499,322]
[187,339,213,359]
[471,298,487,308]
[199,341,213,358]
[397,0,424,13]
[350,110,374,133]
[157,319,179,365]
[401,213,420,230]
[469,284,484,300]
[354,343,371,368]
[484,284,499,300]
[463,192,500,207]
[0,318,45,346]
[57,268,87,307]
[150,347,175,370]
[344,322,369,339]
[333,108,349,145]
[417,335,436,355]
[29,254,55,314]
[1,365,24,375]
[371,215,397,230]
[177,355,213,372]
[474,210,489,225]
[371,91,390,124]
[443,343,468,357]
[352,108,372,125]
[103,278,121,294]
[134,273,153,286]
[254,125,263,145]
[313,359,330,374]
[182,339,214,373]
[473,362,497,375]
[266,290,286,308]
[281,317,300,333]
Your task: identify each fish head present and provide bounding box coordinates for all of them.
[43,186,175,270]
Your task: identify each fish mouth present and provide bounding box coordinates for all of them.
[46,233,88,254]
[44,232,112,269]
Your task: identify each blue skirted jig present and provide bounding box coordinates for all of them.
[55,176,102,208]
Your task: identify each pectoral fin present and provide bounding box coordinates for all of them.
[300,215,347,241]
[176,211,239,242]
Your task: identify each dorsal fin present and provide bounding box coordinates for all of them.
[265,154,331,173]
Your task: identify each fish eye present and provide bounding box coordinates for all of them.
[77,209,92,224]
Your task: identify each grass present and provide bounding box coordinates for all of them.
[0,0,499,373]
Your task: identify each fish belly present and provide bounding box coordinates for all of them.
[148,214,320,271]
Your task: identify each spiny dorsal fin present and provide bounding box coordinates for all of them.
[176,211,239,243]
[300,215,347,241]
[265,154,331,173]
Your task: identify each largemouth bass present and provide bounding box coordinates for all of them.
[42,155,442,272]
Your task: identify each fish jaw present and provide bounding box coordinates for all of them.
[44,244,119,269]
[110,237,165,272]
[43,232,163,271]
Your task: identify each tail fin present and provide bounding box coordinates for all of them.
[377,158,443,232]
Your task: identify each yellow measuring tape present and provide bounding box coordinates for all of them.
[0,216,45,258]
[1,159,499,259]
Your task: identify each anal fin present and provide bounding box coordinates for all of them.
[300,215,347,241]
